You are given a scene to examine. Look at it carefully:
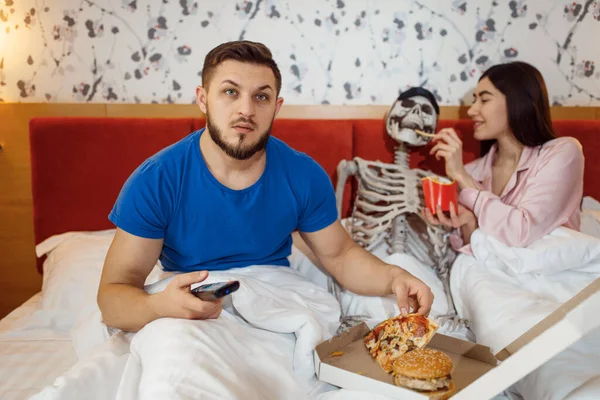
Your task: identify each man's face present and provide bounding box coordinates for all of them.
[196,60,284,160]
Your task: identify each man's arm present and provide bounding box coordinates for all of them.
[98,228,222,332]
[291,230,325,269]
[299,221,434,315]
[97,228,164,332]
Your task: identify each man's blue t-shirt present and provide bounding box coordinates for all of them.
[109,128,338,272]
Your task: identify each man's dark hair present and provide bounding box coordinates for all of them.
[202,41,282,95]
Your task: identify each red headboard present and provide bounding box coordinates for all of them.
[29,117,197,273]
[29,117,600,274]
[552,120,600,204]
[29,117,354,273]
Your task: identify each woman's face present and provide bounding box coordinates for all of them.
[467,77,511,141]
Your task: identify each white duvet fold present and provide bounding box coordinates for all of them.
[451,226,600,399]
[452,227,600,353]
[31,266,341,400]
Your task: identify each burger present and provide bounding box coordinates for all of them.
[392,348,455,399]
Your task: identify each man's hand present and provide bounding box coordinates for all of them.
[299,221,434,317]
[98,227,225,332]
[150,271,223,320]
[389,269,434,316]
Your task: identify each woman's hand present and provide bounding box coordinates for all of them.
[429,128,467,182]
[422,202,476,229]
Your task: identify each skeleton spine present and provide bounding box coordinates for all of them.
[394,142,409,168]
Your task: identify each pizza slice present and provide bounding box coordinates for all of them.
[364,313,439,373]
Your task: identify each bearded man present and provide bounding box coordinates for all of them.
[97,41,433,333]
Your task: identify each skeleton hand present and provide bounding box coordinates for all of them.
[390,269,434,317]
[429,128,468,182]
[422,202,475,229]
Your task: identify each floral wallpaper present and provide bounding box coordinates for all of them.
[0,0,598,106]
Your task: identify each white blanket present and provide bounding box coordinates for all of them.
[289,238,473,343]
[18,228,474,400]
[31,266,342,400]
[21,221,600,399]
[451,226,600,399]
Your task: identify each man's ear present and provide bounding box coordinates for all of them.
[274,96,284,117]
[196,86,208,114]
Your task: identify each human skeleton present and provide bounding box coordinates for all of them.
[333,87,469,332]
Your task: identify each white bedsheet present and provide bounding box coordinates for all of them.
[451,226,600,399]
[0,295,78,400]
[3,228,467,400]
[12,227,482,400]
[7,212,600,399]
[24,258,471,400]
[30,266,344,400]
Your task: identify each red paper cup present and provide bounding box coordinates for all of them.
[421,176,458,215]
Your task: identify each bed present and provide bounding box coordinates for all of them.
[1,116,600,399]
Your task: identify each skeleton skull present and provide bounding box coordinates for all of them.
[386,87,439,147]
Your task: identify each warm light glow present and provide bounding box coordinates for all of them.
[0,4,40,103]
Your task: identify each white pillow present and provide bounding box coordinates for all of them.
[581,196,600,240]
[35,230,165,333]
[37,230,116,319]
[582,196,600,211]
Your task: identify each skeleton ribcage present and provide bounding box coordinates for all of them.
[349,158,426,249]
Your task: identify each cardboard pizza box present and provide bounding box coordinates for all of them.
[314,278,600,399]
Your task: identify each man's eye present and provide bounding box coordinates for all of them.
[256,93,268,101]
[225,89,237,95]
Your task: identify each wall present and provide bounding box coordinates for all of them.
[0,0,599,106]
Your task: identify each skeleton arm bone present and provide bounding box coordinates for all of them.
[335,159,358,219]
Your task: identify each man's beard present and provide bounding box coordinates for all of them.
[206,111,273,161]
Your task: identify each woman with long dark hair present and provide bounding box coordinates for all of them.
[424,61,584,252]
